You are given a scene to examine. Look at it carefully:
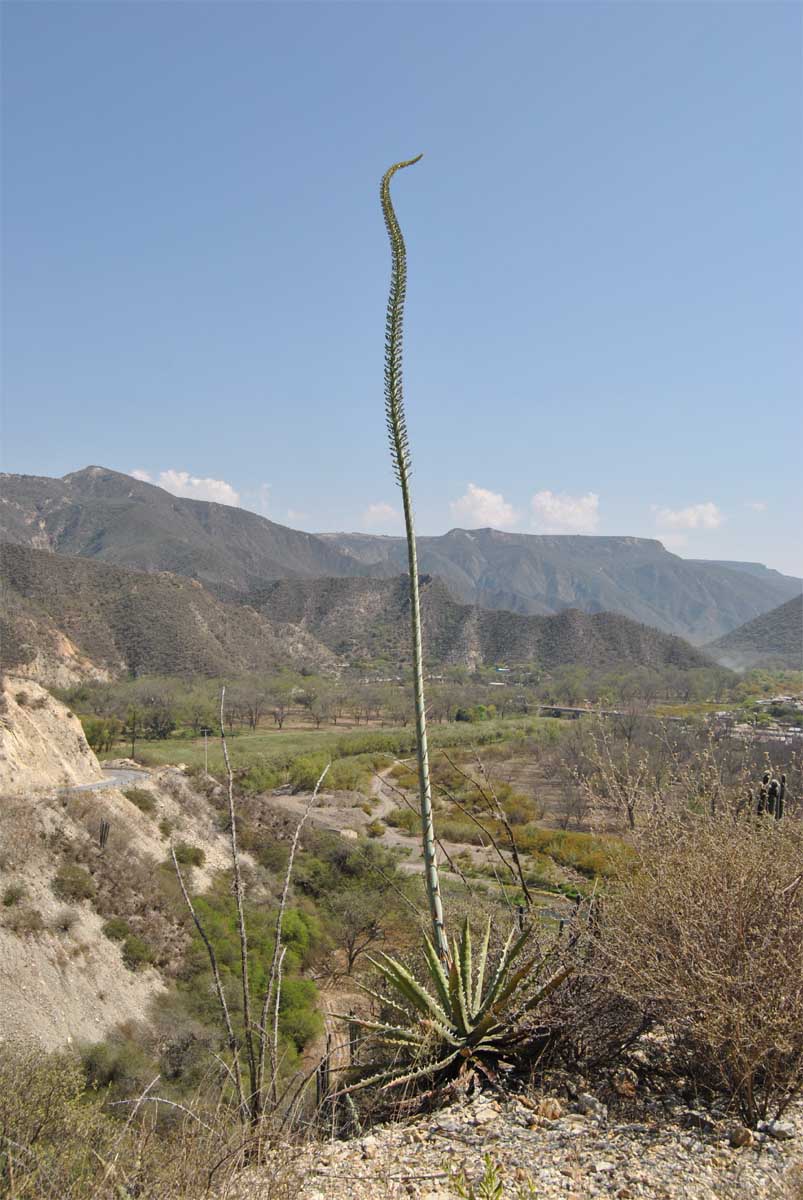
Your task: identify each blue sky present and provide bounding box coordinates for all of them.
[3,1,801,574]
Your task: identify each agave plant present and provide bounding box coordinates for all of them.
[342,917,572,1094]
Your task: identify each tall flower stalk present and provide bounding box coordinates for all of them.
[380,155,448,965]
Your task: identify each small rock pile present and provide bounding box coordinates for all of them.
[267,1091,803,1200]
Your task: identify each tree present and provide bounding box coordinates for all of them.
[123,705,144,758]
[145,707,175,740]
[325,885,391,974]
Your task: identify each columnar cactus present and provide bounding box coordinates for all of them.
[755,770,786,820]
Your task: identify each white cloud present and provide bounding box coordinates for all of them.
[747,500,768,512]
[362,501,401,529]
[450,483,518,529]
[530,490,600,534]
[286,508,308,523]
[652,501,722,530]
[131,467,241,507]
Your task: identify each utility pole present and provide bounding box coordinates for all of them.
[200,726,213,775]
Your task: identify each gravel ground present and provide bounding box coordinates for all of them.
[241,1091,803,1200]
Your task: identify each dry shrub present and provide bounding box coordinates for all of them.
[3,905,45,935]
[598,812,803,1124]
[0,795,44,869]
[0,1045,303,1199]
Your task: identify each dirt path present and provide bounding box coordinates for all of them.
[264,767,572,918]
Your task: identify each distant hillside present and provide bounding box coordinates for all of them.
[3,545,714,682]
[322,529,801,644]
[1,544,337,685]
[0,466,362,591]
[705,595,803,670]
[2,467,799,643]
[244,576,715,673]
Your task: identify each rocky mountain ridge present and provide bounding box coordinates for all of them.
[2,467,799,643]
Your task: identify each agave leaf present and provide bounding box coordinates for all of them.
[421,934,452,1015]
[473,917,492,1017]
[483,951,543,1017]
[476,926,531,1020]
[459,916,472,1013]
[380,1047,464,1091]
[367,953,451,1027]
[366,1015,461,1054]
[338,1062,409,1094]
[448,956,471,1039]
[333,1016,424,1046]
[356,982,411,1022]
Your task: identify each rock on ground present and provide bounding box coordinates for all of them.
[239,1092,803,1199]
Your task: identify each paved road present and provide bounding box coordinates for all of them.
[67,766,150,792]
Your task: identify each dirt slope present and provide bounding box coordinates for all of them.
[0,676,102,792]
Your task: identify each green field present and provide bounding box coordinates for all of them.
[102,714,560,780]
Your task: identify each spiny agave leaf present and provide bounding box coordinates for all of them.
[421,935,451,1015]
[367,953,451,1027]
[459,917,472,1013]
[483,951,544,1017]
[356,982,411,1022]
[380,1047,464,1092]
[476,926,532,1021]
[473,917,492,1016]
[332,1015,424,1046]
[338,1062,410,1095]
[448,956,471,1039]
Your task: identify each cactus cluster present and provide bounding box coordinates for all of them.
[755,770,786,820]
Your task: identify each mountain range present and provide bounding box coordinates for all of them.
[322,530,800,643]
[1,466,799,648]
[2,544,713,684]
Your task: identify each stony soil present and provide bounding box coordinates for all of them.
[246,1091,803,1200]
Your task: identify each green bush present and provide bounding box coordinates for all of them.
[2,882,25,907]
[240,762,283,793]
[385,806,418,834]
[255,840,290,874]
[80,716,121,753]
[102,916,131,942]
[82,1035,155,1095]
[123,786,156,815]
[53,864,96,903]
[0,1048,114,1194]
[366,820,385,838]
[121,934,155,970]
[173,842,205,868]
[177,889,323,1070]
